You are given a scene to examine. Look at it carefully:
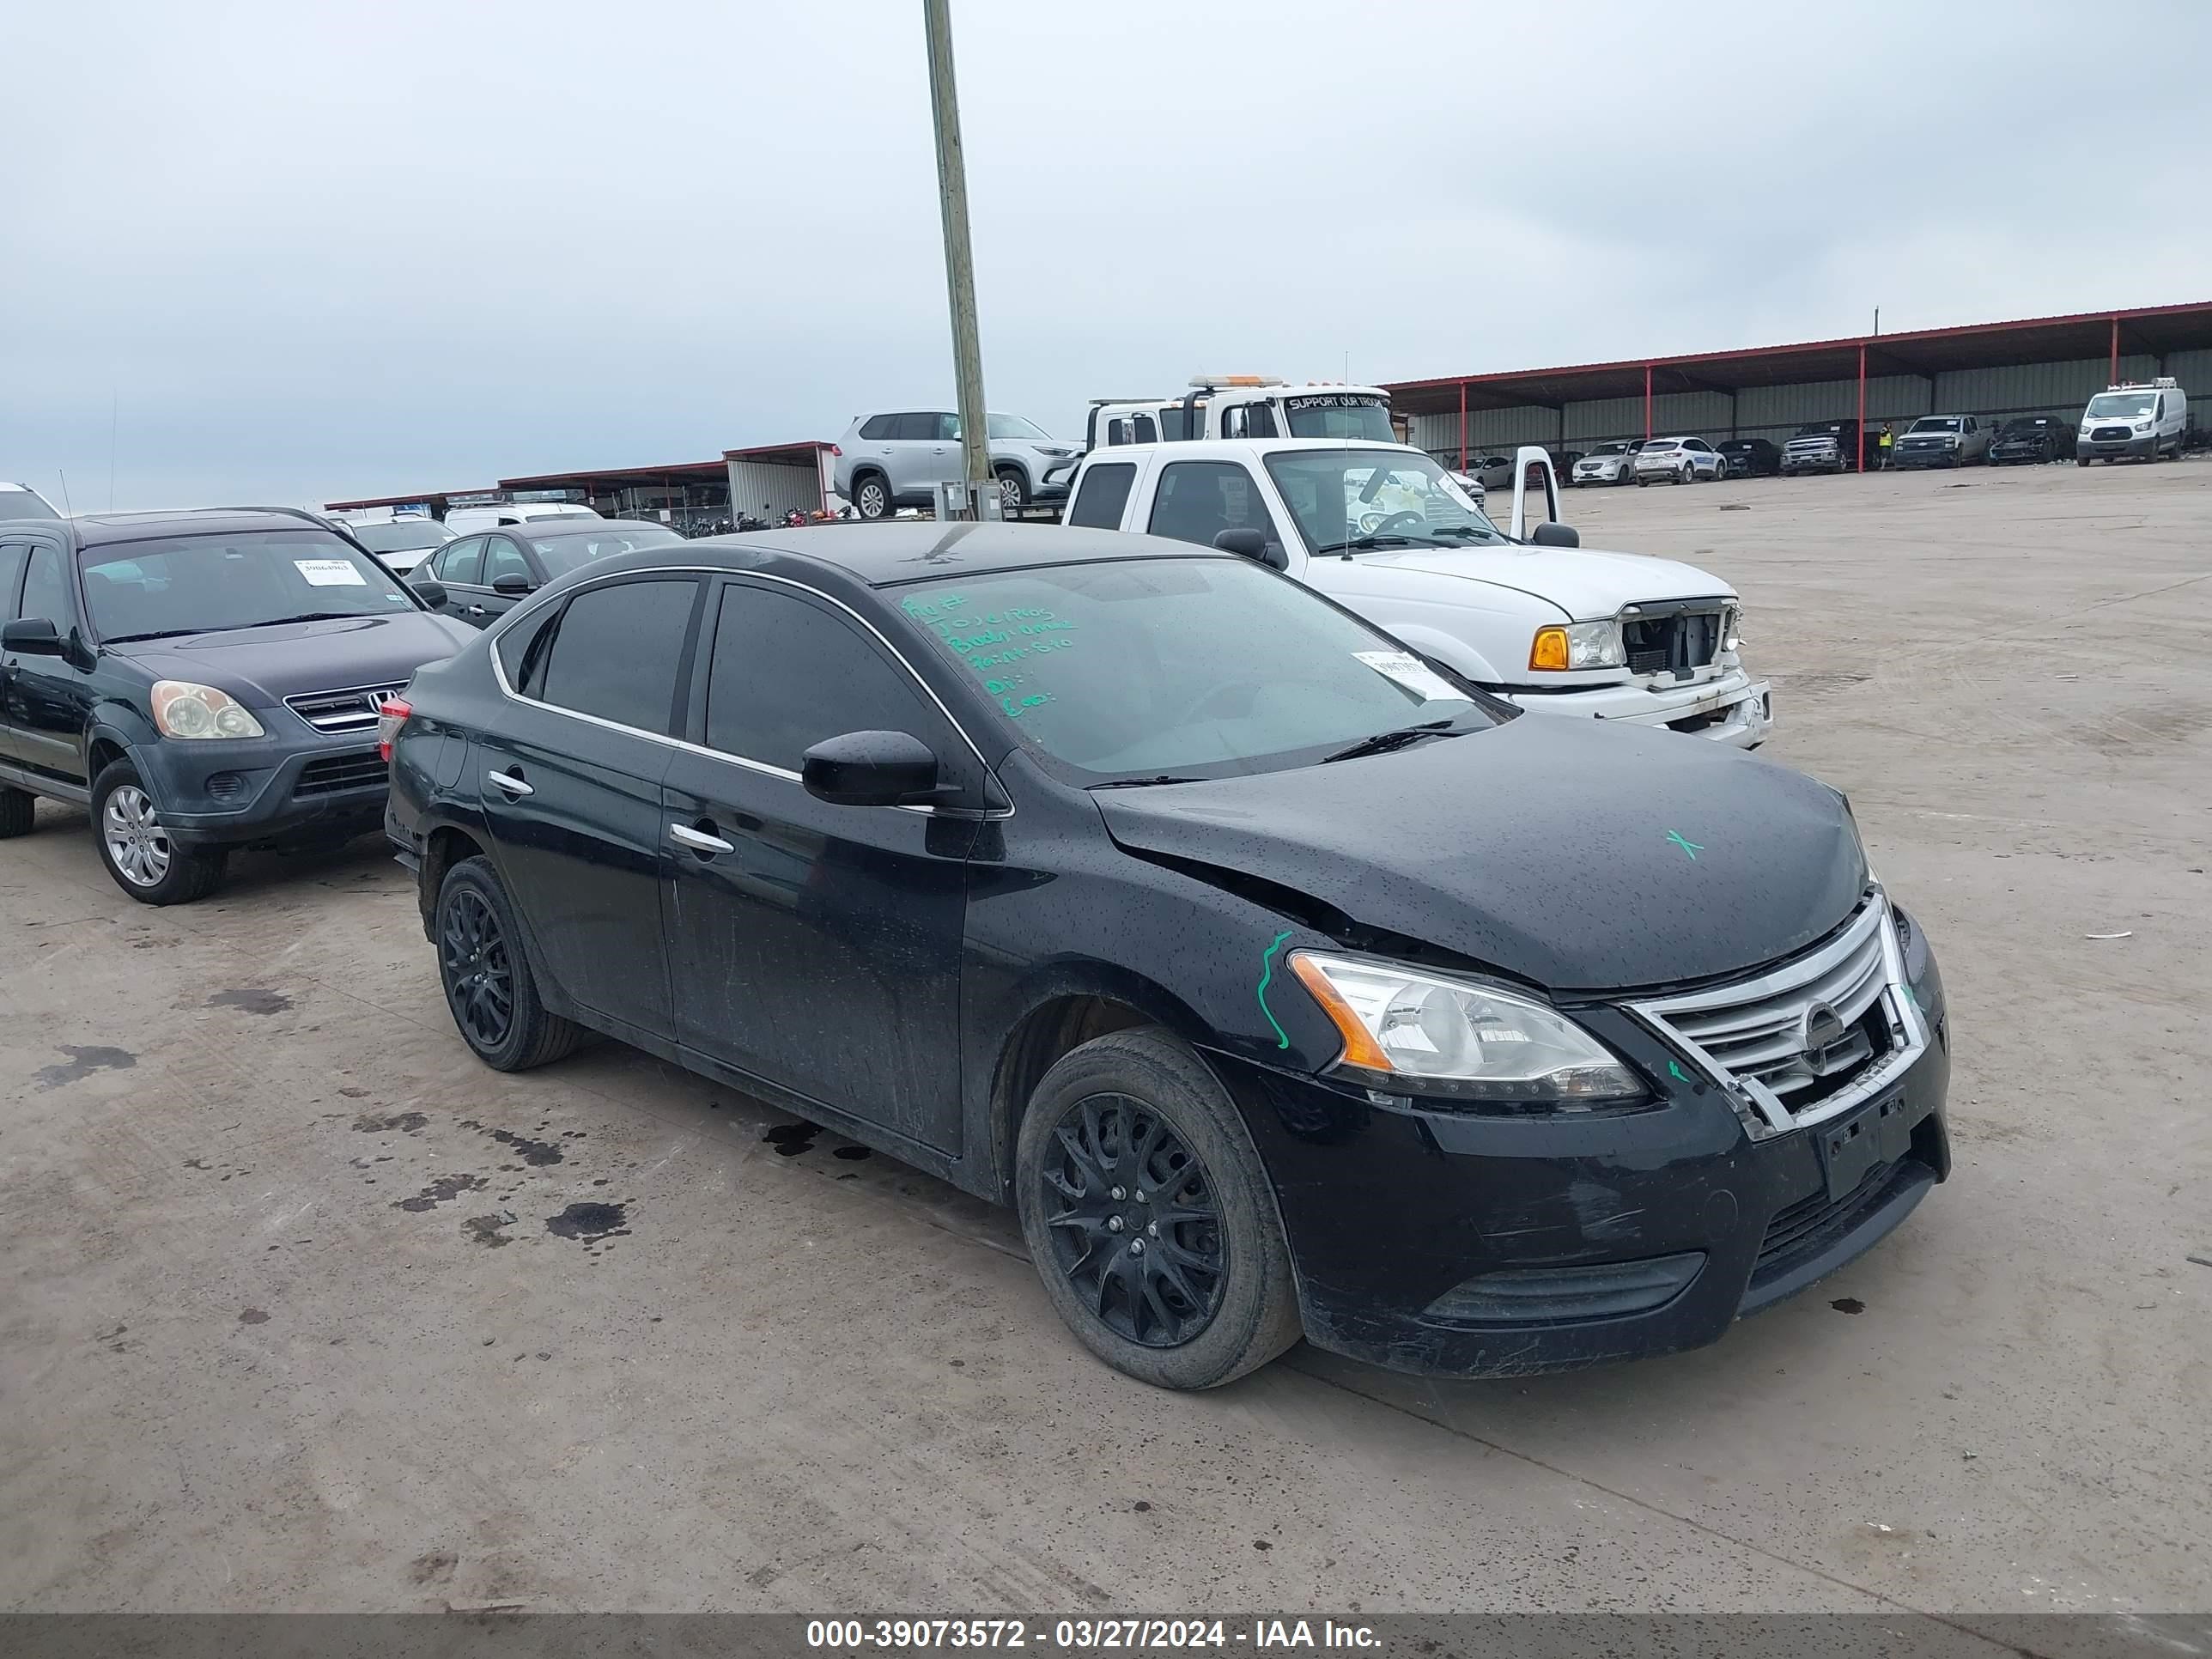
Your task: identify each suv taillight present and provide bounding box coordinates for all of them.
[376,696,412,764]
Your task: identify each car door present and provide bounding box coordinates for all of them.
[475,533,536,627]
[917,411,963,495]
[0,538,33,763]
[1688,439,1719,479]
[477,573,703,1042]
[659,574,979,1153]
[3,536,95,785]
[420,534,486,622]
[881,412,940,501]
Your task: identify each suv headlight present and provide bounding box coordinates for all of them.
[1290,952,1647,1106]
[151,681,265,739]
[1529,619,1625,672]
[2134,422,2153,433]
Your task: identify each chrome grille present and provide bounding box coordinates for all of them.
[1631,892,1928,1138]
[284,684,409,733]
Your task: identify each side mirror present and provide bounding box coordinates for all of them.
[410,578,449,610]
[1214,527,1289,570]
[1530,522,1580,548]
[1,617,64,656]
[802,729,942,807]
[492,574,534,597]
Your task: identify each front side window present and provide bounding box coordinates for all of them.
[483,537,532,586]
[80,531,417,641]
[1146,462,1268,548]
[1263,448,1504,554]
[528,525,684,579]
[536,578,696,733]
[894,557,1495,783]
[1281,394,1394,441]
[704,582,936,772]
[1066,463,1137,530]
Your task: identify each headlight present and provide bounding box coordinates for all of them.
[1722,603,1743,651]
[151,681,265,740]
[2134,422,2153,433]
[1529,619,1625,672]
[1289,951,1647,1106]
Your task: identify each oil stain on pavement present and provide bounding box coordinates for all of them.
[207,988,293,1015]
[396,1174,488,1212]
[545,1201,629,1244]
[36,1046,136,1090]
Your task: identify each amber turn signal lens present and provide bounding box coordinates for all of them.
[1289,954,1393,1072]
[1528,626,1570,672]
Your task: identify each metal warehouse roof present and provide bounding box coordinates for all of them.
[495,459,728,492]
[324,488,495,510]
[1383,300,2212,415]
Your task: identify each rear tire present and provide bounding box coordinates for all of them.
[0,786,35,839]
[1015,1026,1302,1390]
[89,760,227,905]
[434,854,584,1072]
[851,471,892,521]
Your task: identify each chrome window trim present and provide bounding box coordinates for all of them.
[1627,889,1929,1142]
[483,563,1012,820]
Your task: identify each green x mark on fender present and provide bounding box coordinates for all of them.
[1666,830,1705,860]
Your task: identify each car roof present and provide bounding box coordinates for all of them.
[62,507,349,549]
[512,518,676,538]
[584,522,1224,591]
[1084,436,1431,464]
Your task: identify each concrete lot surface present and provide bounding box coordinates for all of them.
[3,460,2208,1618]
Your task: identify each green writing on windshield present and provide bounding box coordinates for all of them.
[905,589,1076,717]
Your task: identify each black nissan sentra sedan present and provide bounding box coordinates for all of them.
[381,524,1951,1389]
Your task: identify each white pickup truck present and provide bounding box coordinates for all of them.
[1060,438,1774,746]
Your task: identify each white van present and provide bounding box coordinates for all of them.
[441,501,604,535]
[2077,377,2188,464]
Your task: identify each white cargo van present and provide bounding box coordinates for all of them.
[2076,378,2188,464]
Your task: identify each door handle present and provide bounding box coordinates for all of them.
[669,822,734,855]
[486,769,533,797]
[465,605,488,617]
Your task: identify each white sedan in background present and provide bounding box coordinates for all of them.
[1570,440,1643,486]
[1634,436,1726,485]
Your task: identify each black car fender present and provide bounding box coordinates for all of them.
[83,708,159,783]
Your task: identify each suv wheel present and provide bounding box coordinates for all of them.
[435,854,583,1071]
[0,786,35,839]
[1015,1027,1302,1389]
[91,760,227,905]
[994,465,1029,514]
[852,472,892,521]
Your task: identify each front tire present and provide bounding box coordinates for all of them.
[1015,1027,1301,1390]
[434,854,583,1071]
[90,760,227,905]
[851,471,892,521]
[994,465,1029,514]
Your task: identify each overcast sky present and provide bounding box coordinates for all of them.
[8,1,2210,509]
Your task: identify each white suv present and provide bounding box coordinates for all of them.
[1633,437,1725,484]
[834,410,1077,520]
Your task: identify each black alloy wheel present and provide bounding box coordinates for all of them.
[441,885,514,1051]
[434,855,584,1071]
[1038,1093,1225,1348]
[1015,1027,1301,1389]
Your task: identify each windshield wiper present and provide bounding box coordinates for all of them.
[1421,525,1501,541]
[1320,720,1463,764]
[247,611,369,628]
[1313,534,1419,559]
[100,627,210,644]
[1090,775,1206,789]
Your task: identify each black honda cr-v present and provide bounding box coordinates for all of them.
[385,523,1952,1389]
[0,507,474,902]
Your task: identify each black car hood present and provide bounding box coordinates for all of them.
[1093,716,1866,994]
[106,612,477,704]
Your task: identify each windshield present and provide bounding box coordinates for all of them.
[1796,424,1842,437]
[1,485,62,520]
[1282,394,1395,442]
[1999,420,2048,437]
[1910,417,1962,434]
[894,558,1494,782]
[2085,392,2154,419]
[351,520,453,553]
[81,531,419,640]
[1590,442,1631,456]
[1262,448,1504,553]
[530,525,685,577]
[984,413,1050,441]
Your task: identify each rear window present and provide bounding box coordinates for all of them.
[1066,464,1137,530]
[351,520,452,553]
[1641,440,1680,452]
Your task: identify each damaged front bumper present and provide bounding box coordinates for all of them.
[1498,665,1775,747]
[1207,916,1950,1377]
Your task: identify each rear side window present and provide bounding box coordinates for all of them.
[495,605,558,696]
[1147,462,1266,548]
[891,413,941,441]
[703,582,936,772]
[536,578,697,733]
[0,544,27,616]
[1067,464,1138,530]
[858,415,895,441]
